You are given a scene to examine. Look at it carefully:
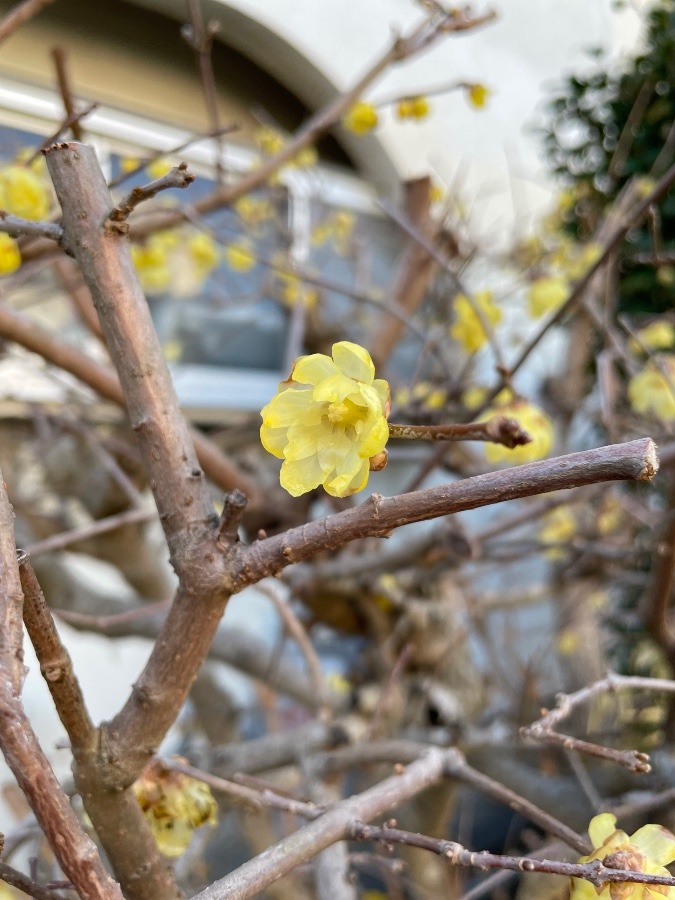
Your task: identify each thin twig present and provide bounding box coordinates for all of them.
[388,416,532,448]
[0,211,63,242]
[51,46,83,141]
[0,860,67,900]
[0,0,56,45]
[24,505,156,558]
[106,162,195,229]
[348,823,675,891]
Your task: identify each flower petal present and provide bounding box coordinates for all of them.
[631,823,675,866]
[292,353,339,385]
[262,388,322,428]
[323,448,365,497]
[332,341,375,384]
[280,456,325,497]
[589,814,619,850]
[313,373,361,404]
[284,423,329,462]
[358,414,389,458]
[260,424,287,459]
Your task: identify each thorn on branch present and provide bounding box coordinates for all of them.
[106,162,196,231]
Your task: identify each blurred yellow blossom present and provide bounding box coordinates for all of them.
[631,320,675,353]
[557,628,581,657]
[131,234,172,293]
[162,339,183,363]
[279,272,318,309]
[540,506,577,544]
[187,231,220,277]
[628,356,675,422]
[483,398,553,464]
[14,147,48,176]
[260,341,390,497]
[326,672,352,696]
[235,195,274,228]
[396,96,430,119]
[120,156,141,173]
[0,165,50,220]
[146,158,174,179]
[0,233,21,276]
[466,83,490,109]
[311,210,356,253]
[429,181,445,204]
[450,290,502,353]
[597,495,624,535]
[224,239,256,273]
[528,275,569,318]
[292,146,318,168]
[255,127,286,156]
[343,102,378,135]
[133,759,217,858]
[559,242,603,280]
[570,813,675,899]
[657,266,675,287]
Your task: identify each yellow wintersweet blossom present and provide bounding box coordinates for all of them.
[528,275,569,318]
[187,231,220,276]
[235,194,274,228]
[570,813,675,899]
[133,760,217,858]
[467,83,490,109]
[131,233,173,293]
[630,320,675,353]
[450,290,502,353]
[396,96,430,119]
[224,239,256,273]
[560,242,603,280]
[0,165,50,220]
[279,272,318,309]
[260,341,390,497]
[0,233,21,276]
[628,356,675,422]
[483,398,553,464]
[540,506,577,544]
[597,494,624,535]
[146,158,173,179]
[343,102,378,135]
[255,127,286,156]
[311,210,356,252]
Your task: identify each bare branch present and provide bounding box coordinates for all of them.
[0,210,63,242]
[106,163,196,230]
[521,673,675,772]
[0,859,68,900]
[388,415,532,448]
[348,823,675,892]
[24,506,156,558]
[0,0,56,45]
[233,439,658,587]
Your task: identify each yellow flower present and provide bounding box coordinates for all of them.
[450,290,502,353]
[631,321,675,353]
[255,127,286,156]
[528,276,569,318]
[597,495,624,535]
[628,356,675,422]
[343,102,378,135]
[467,83,490,109]
[0,165,50,220]
[163,339,183,362]
[326,672,352,696]
[235,195,274,228]
[0,233,21,275]
[483,398,553,464]
[429,181,445,204]
[571,813,675,898]
[224,239,256,273]
[260,341,390,497]
[540,506,577,544]
[146,158,173,179]
[131,233,173,293]
[187,231,220,276]
[562,242,603,280]
[396,96,430,119]
[292,146,318,168]
[133,759,217,859]
[120,156,141,173]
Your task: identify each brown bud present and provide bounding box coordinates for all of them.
[369,449,389,471]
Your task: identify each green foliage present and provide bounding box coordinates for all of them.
[542,0,675,313]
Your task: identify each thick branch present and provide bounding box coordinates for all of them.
[0,478,122,900]
[233,439,658,587]
[19,556,95,751]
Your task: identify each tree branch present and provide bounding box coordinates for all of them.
[106,163,195,230]
[0,0,56,45]
[0,210,63,243]
[233,439,658,588]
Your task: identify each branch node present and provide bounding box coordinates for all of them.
[216,489,248,546]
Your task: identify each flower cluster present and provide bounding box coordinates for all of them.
[450,290,502,353]
[133,760,217,858]
[571,813,675,899]
[131,229,221,294]
[528,275,569,318]
[343,102,379,135]
[396,96,430,120]
[260,342,390,497]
